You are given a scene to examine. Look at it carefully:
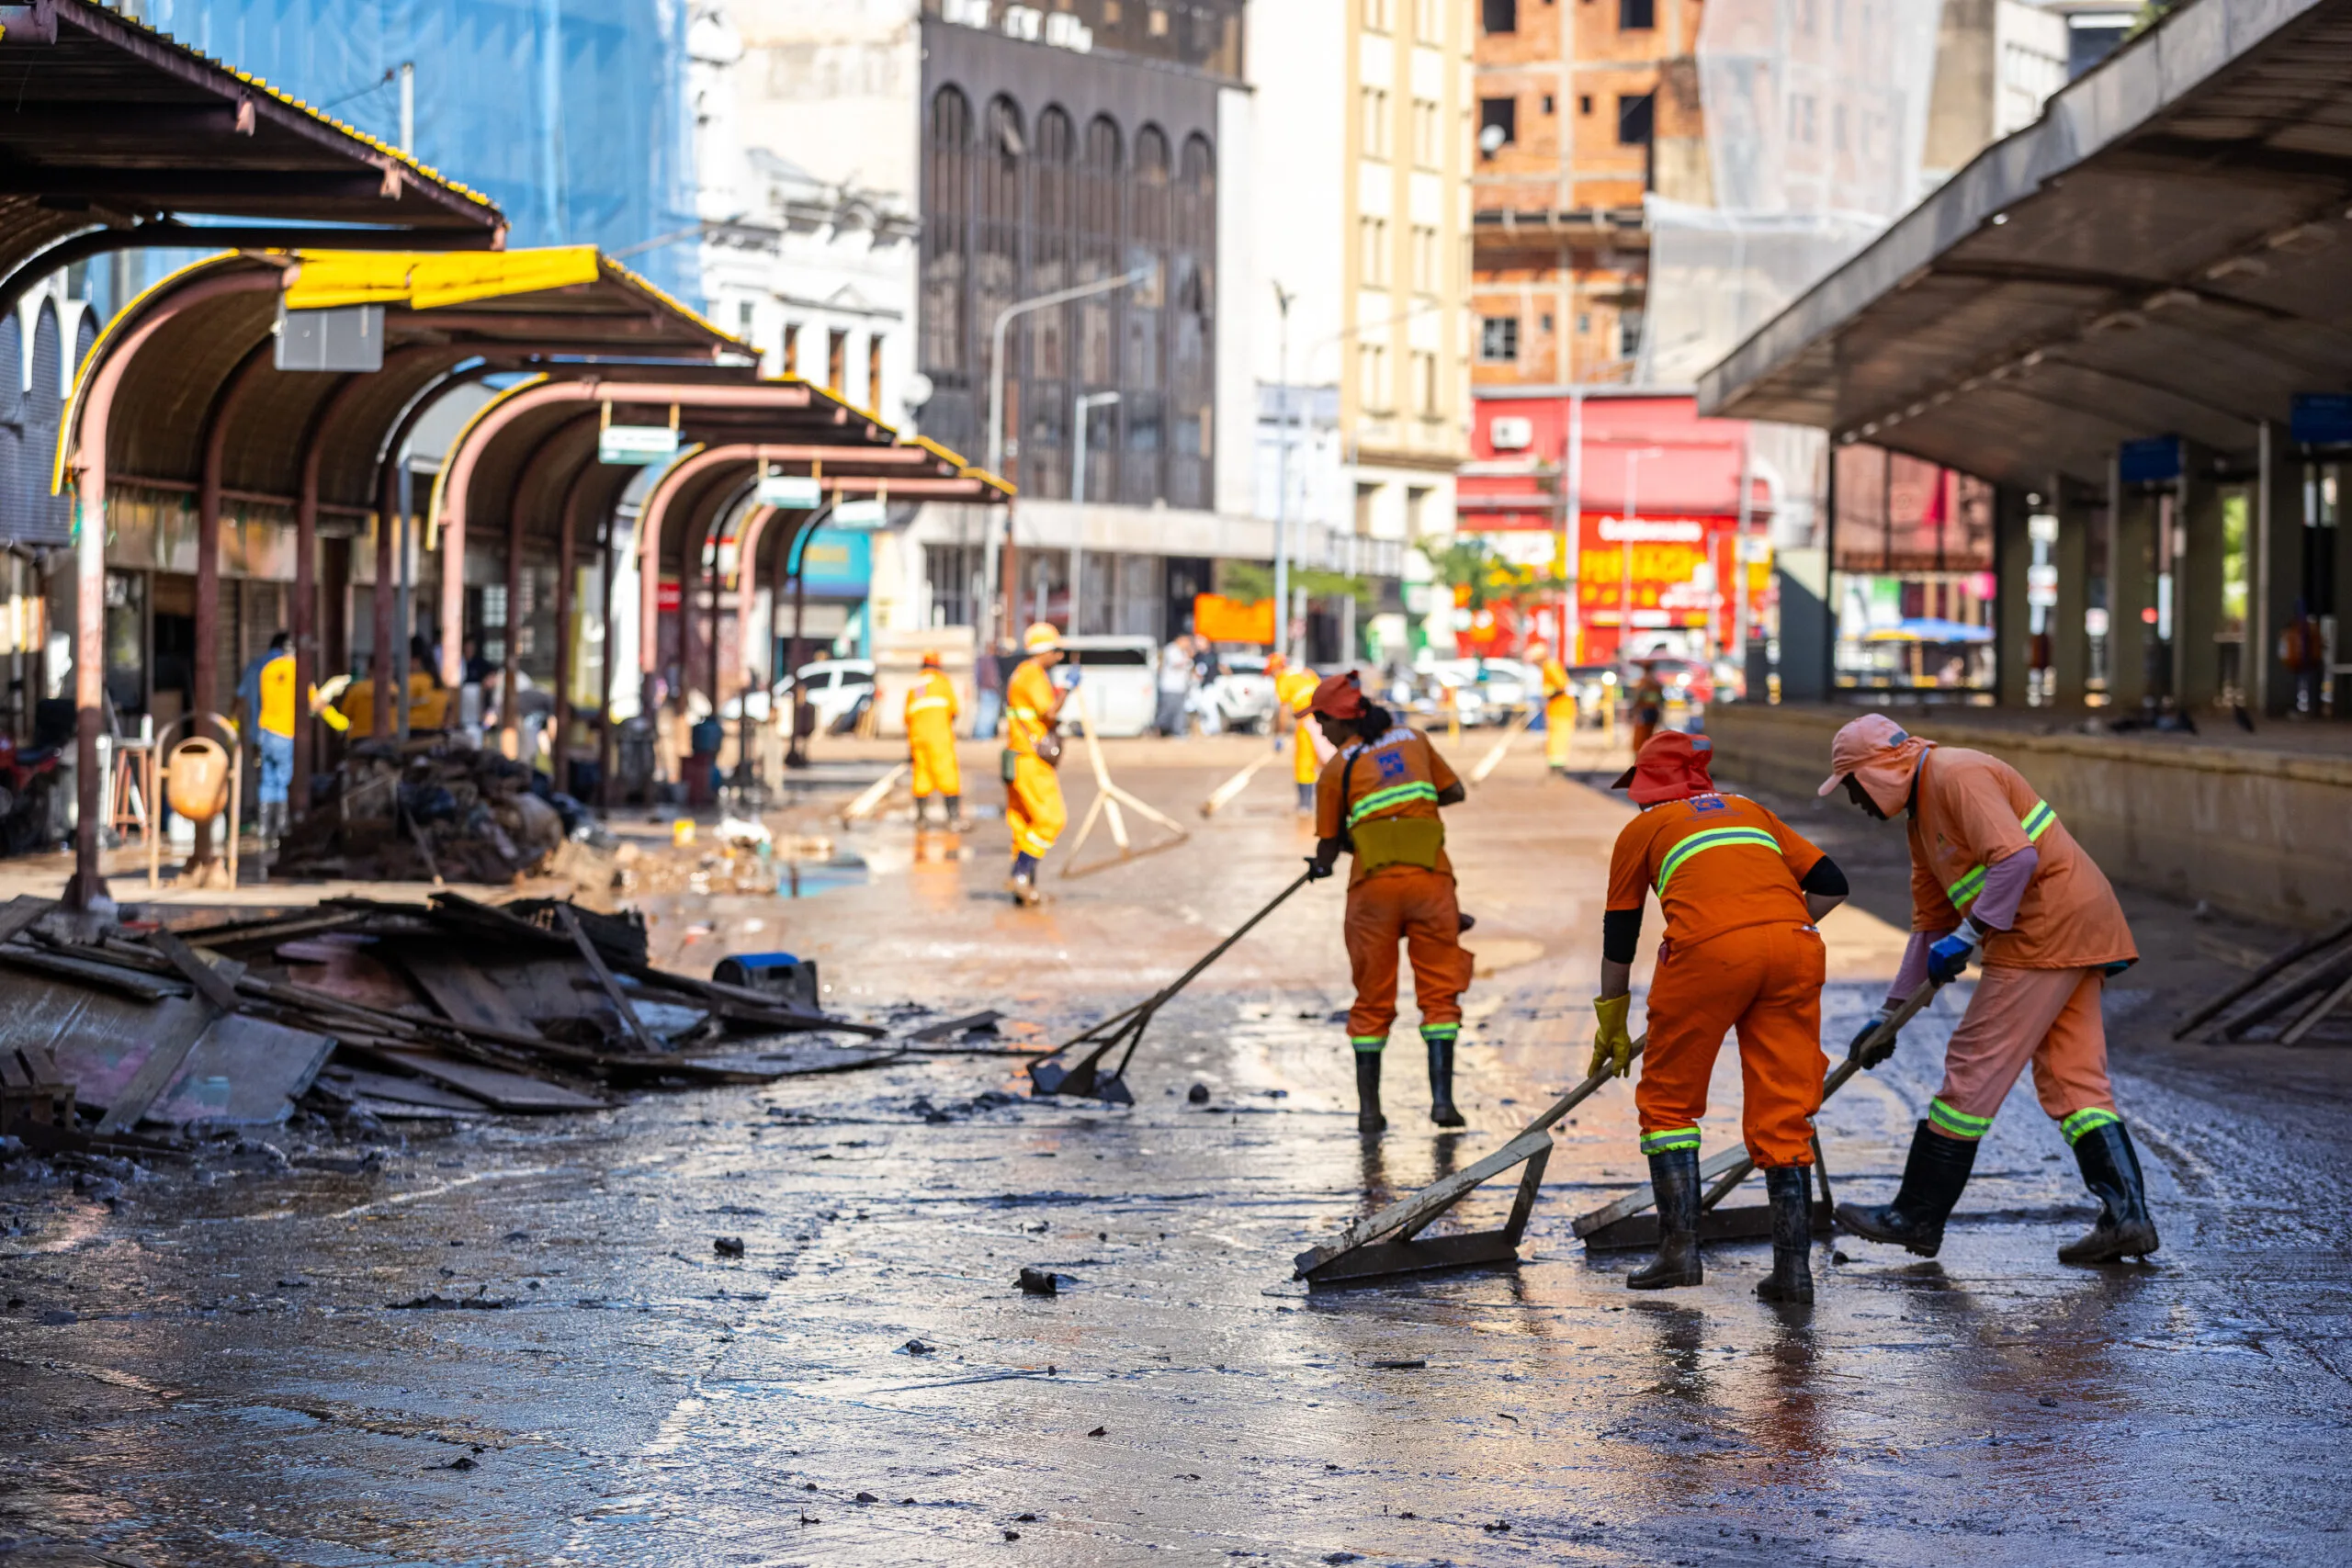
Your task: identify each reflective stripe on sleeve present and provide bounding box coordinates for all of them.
[1947,799,2058,907]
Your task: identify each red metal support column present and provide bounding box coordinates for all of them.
[552,463,593,789]
[291,371,366,814]
[190,344,273,881]
[57,267,276,907]
[496,422,589,756]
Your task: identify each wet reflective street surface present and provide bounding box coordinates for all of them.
[3,745,2347,1565]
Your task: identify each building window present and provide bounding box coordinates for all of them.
[1361,86,1392,159]
[1416,0,1443,42]
[1409,224,1438,294]
[867,334,884,408]
[1357,342,1390,411]
[828,328,849,394]
[1620,0,1655,28]
[1358,216,1390,287]
[1618,309,1645,359]
[1478,96,1515,157]
[737,299,754,335]
[1579,94,1593,115]
[1618,92,1655,145]
[781,321,801,377]
[1478,315,1520,362]
[1542,93,1555,114]
[1356,481,1380,537]
[1363,0,1392,31]
[1482,0,1517,33]
[1411,350,1439,415]
[1411,98,1441,167]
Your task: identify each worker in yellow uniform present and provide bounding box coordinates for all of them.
[341,634,451,737]
[1532,640,1575,778]
[904,650,964,829]
[1272,653,1320,813]
[1003,622,1072,907]
[234,631,350,846]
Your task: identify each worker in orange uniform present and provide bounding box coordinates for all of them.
[1590,731,1849,1301]
[1627,662,1667,755]
[905,650,963,829]
[1271,653,1321,813]
[1002,622,1072,907]
[1818,714,2155,1265]
[1305,671,1474,1134]
[1532,641,1575,778]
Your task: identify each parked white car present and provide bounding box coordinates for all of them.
[767,659,876,733]
[1200,649,1279,734]
[1050,637,1159,738]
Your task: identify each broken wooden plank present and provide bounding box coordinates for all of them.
[144,1014,335,1126]
[94,1005,219,1135]
[0,947,189,1002]
[2174,914,2352,1039]
[560,907,659,1052]
[395,942,541,1036]
[0,895,53,945]
[316,1066,492,1113]
[147,926,247,1013]
[905,1010,1003,1043]
[366,1048,610,1112]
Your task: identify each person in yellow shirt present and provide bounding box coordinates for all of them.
[1532,640,1575,777]
[905,649,964,829]
[340,635,450,737]
[1003,623,1072,907]
[235,632,350,844]
[1271,654,1320,813]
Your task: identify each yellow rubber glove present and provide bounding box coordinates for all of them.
[1589,994,1634,1080]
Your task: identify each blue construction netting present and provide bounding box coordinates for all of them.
[126,0,699,299]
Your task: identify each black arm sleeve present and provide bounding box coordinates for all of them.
[1601,908,1643,965]
[1799,855,1849,897]
[1434,781,1466,807]
[1312,836,1344,871]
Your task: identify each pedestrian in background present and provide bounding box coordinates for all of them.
[1156,633,1193,738]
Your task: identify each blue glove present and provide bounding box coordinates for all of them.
[1065,665,1084,686]
[1927,924,1984,986]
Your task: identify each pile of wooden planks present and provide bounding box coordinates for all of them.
[2174,915,2352,1047]
[0,891,893,1137]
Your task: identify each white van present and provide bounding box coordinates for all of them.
[1050,636,1159,737]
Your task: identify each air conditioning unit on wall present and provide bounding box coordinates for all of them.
[1489,415,1533,450]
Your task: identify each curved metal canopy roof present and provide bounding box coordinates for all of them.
[0,0,502,295]
[1699,0,2352,487]
[56,248,745,513]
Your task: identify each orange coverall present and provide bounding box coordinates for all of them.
[1903,747,2137,1145]
[1003,657,1066,860]
[1609,792,1831,1168]
[1316,725,1473,1049]
[904,669,960,800]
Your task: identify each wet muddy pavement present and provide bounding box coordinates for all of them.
[3,740,2349,1565]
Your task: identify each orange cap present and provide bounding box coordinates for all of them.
[1611,730,1715,806]
[1820,713,1933,815]
[1022,622,1063,652]
[921,649,943,670]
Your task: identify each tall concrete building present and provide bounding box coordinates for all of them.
[1248,0,1476,665]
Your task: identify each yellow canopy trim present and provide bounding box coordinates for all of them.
[285,247,602,311]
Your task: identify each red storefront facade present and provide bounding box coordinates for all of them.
[1454,390,1772,665]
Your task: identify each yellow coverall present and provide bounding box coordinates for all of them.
[1275,666,1320,806]
[1542,658,1575,772]
[1004,657,1066,860]
[905,669,961,800]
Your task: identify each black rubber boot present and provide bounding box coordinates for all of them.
[1354,1052,1385,1134]
[944,794,965,829]
[1755,1166,1815,1303]
[1836,1120,1977,1258]
[2057,1121,2161,1264]
[1628,1148,1703,1289]
[1424,1034,1465,1128]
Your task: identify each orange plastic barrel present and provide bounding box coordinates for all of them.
[165,737,231,822]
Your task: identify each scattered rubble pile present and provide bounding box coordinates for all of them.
[275,739,606,884]
[2175,914,2352,1046]
[0,891,894,1148]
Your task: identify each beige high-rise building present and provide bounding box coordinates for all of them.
[1248,0,1476,664]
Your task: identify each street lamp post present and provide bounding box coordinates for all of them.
[982,265,1152,659]
[1272,281,1296,674]
[1619,446,1665,663]
[1069,389,1120,637]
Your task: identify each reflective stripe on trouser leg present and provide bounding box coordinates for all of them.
[1928,1097,1995,1140]
[2060,1107,2120,1145]
[1641,1125,1701,1156]
[1344,867,1469,1042]
[1006,754,1065,859]
[1350,1035,1387,1055]
[1419,1023,1458,1044]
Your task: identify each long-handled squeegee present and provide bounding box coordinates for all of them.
[1029,869,1314,1104]
[1291,975,1943,1287]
